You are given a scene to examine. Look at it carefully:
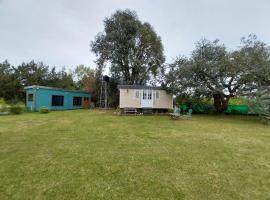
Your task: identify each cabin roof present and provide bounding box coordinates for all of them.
[117,85,163,90]
[24,85,90,94]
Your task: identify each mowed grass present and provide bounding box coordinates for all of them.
[0,110,269,200]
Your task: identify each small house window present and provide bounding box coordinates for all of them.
[84,97,89,101]
[143,91,147,100]
[52,95,64,106]
[147,91,152,100]
[135,90,140,99]
[28,94,33,101]
[73,97,82,106]
[155,91,160,99]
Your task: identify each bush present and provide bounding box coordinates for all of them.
[9,105,23,115]
[39,107,50,114]
[168,109,174,113]
[0,98,6,105]
[0,98,8,113]
[0,104,9,113]
[23,106,32,113]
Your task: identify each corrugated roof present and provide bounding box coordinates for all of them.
[117,85,163,90]
[24,85,90,94]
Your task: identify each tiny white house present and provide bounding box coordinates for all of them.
[118,85,173,112]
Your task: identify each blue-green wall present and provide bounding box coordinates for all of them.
[25,87,91,111]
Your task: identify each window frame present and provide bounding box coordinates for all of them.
[135,90,140,99]
[51,95,64,106]
[143,90,147,100]
[147,91,152,100]
[28,93,33,101]
[73,96,82,106]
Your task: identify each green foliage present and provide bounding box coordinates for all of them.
[228,97,250,105]
[165,35,270,113]
[0,98,6,105]
[191,104,216,114]
[176,95,211,105]
[17,61,75,90]
[257,86,270,124]
[73,65,101,103]
[16,61,50,86]
[23,106,32,113]
[91,9,165,85]
[168,109,174,113]
[0,60,76,103]
[0,60,22,102]
[9,105,23,115]
[39,106,50,114]
[0,104,9,113]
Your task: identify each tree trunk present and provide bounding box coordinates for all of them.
[213,94,230,113]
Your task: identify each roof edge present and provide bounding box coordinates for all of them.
[24,85,90,94]
[117,85,165,90]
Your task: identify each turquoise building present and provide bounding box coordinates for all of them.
[24,85,91,111]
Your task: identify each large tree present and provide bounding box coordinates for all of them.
[91,9,165,85]
[1,60,78,102]
[16,60,50,87]
[16,61,75,89]
[257,86,270,124]
[0,60,21,102]
[73,65,102,102]
[166,35,270,113]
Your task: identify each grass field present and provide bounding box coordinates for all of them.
[0,110,269,199]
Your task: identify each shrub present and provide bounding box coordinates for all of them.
[0,104,9,113]
[9,105,23,115]
[0,98,6,105]
[168,109,174,113]
[23,107,32,113]
[0,98,8,113]
[39,107,50,114]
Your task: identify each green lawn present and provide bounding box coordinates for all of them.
[0,110,269,199]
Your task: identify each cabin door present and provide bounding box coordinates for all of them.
[83,97,91,109]
[141,90,153,108]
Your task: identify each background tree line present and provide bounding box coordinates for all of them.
[91,9,269,121]
[0,60,102,104]
[1,9,269,121]
[164,35,270,111]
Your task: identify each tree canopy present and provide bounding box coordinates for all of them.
[165,35,270,113]
[91,9,165,85]
[0,60,89,103]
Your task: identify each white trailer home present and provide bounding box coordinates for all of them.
[118,85,173,113]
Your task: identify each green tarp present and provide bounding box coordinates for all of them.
[180,104,260,115]
[224,105,249,115]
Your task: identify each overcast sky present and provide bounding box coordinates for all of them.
[0,0,270,73]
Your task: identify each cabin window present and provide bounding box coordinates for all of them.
[84,97,89,101]
[52,95,64,106]
[135,90,140,99]
[73,97,82,106]
[147,91,152,100]
[28,94,33,101]
[155,91,160,99]
[143,91,147,100]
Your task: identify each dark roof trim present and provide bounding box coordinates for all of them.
[24,85,90,94]
[117,85,164,90]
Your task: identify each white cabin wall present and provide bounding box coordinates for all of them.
[119,88,173,109]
